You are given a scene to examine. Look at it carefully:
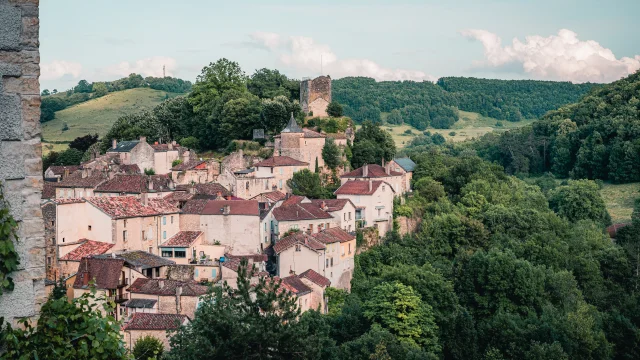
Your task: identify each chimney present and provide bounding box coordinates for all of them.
[83,272,89,286]
[141,192,148,206]
[321,201,327,210]
[385,161,391,175]
[148,178,154,191]
[81,168,88,179]
[368,179,372,192]
[64,168,70,179]
[223,205,231,215]
[172,140,177,146]
[159,280,164,289]
[111,253,116,258]
[112,139,117,149]
[363,164,368,177]
[176,285,182,314]
[216,191,222,198]
[176,285,183,296]
[168,143,173,151]
[140,136,147,143]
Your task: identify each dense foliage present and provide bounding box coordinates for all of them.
[351,121,396,168]
[322,138,342,170]
[469,71,640,182]
[68,133,99,152]
[0,185,19,295]
[133,335,164,360]
[287,169,335,199]
[0,289,127,359]
[332,76,595,128]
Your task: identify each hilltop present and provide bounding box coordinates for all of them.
[41,88,184,144]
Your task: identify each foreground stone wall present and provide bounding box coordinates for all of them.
[0,0,46,325]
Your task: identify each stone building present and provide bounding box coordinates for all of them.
[274,115,326,172]
[300,75,331,117]
[0,0,46,325]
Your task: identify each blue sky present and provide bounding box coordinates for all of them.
[40,0,640,91]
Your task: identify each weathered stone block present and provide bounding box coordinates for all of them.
[0,5,22,50]
[21,16,38,48]
[0,140,25,180]
[21,94,40,139]
[0,93,23,140]
[0,62,21,77]
[1,178,24,221]
[19,4,38,17]
[0,50,40,76]
[0,277,37,320]
[3,75,39,94]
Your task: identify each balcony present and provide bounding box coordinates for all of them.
[107,293,129,303]
[117,278,129,288]
[355,219,366,229]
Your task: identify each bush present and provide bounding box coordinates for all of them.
[144,168,155,175]
[62,122,69,132]
[448,131,456,136]
[403,129,413,135]
[255,138,267,146]
[179,136,200,151]
[495,121,504,127]
[172,159,183,167]
[327,101,344,117]
[133,335,164,360]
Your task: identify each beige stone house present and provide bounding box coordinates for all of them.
[58,239,115,278]
[93,174,175,198]
[55,169,107,199]
[180,199,262,254]
[335,180,395,237]
[107,137,193,175]
[270,196,338,240]
[274,115,326,172]
[273,232,326,278]
[95,251,176,280]
[160,230,225,266]
[281,269,330,313]
[126,278,208,319]
[220,254,268,289]
[309,199,357,233]
[122,313,189,351]
[389,157,416,193]
[44,165,79,181]
[311,228,356,290]
[171,159,220,185]
[253,156,309,193]
[341,163,406,196]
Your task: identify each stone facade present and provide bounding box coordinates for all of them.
[0,0,46,325]
[42,201,57,279]
[300,75,331,117]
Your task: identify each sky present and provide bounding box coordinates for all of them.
[40,0,640,91]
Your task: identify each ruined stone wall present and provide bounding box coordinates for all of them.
[300,76,331,117]
[0,0,46,325]
[130,141,154,173]
[42,202,57,279]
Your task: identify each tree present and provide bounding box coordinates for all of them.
[247,68,299,101]
[351,121,395,168]
[179,136,200,151]
[55,148,83,166]
[69,133,99,153]
[327,101,343,117]
[386,109,403,125]
[92,82,108,97]
[189,58,247,114]
[322,138,342,170]
[144,168,155,175]
[220,93,262,141]
[41,89,50,96]
[548,180,611,225]
[363,282,440,350]
[73,79,92,93]
[287,169,330,199]
[100,110,168,153]
[165,259,335,359]
[0,289,128,359]
[153,97,196,141]
[52,89,58,94]
[133,335,164,360]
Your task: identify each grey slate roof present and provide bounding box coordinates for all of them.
[394,157,416,172]
[94,251,175,269]
[107,140,140,153]
[281,113,303,133]
[124,298,157,309]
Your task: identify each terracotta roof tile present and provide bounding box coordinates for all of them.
[56,171,108,188]
[309,199,353,212]
[281,195,306,207]
[253,156,308,167]
[94,175,148,193]
[171,160,206,171]
[341,164,403,178]
[273,233,326,254]
[298,269,331,287]
[47,165,80,175]
[86,196,179,219]
[281,276,312,295]
[119,164,141,174]
[128,278,208,296]
[73,257,125,290]
[123,313,188,331]
[312,227,355,244]
[53,198,86,205]
[175,183,231,196]
[273,203,333,221]
[225,253,268,263]
[151,143,183,152]
[335,180,394,196]
[182,200,259,216]
[161,231,202,247]
[60,240,115,261]
[249,191,286,203]
[42,182,58,199]
[94,251,175,269]
[302,128,326,138]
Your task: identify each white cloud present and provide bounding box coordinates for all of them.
[248,32,435,82]
[460,28,640,83]
[40,60,82,81]
[100,56,178,78]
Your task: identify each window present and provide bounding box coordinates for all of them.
[123,219,127,228]
[309,224,314,233]
[382,185,385,191]
[330,258,334,266]
[51,221,54,226]
[377,208,381,217]
[349,212,352,220]
[326,259,329,268]
[246,181,249,190]
[326,222,330,229]
[123,230,127,241]
[142,230,145,239]
[270,168,273,173]
[278,180,283,189]
[295,245,301,252]
[47,257,51,266]
[171,216,174,224]
[292,224,299,230]
[88,225,92,231]
[163,217,166,225]
[162,249,173,257]
[62,237,65,243]
[264,222,267,231]
[174,250,187,258]
[344,213,347,221]
[148,247,153,254]
[163,231,167,240]
[349,243,352,254]
[155,268,160,277]
[264,236,267,243]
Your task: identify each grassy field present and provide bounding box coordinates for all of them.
[378,110,536,148]
[600,182,640,224]
[41,88,184,145]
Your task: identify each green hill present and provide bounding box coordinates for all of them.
[41,88,184,144]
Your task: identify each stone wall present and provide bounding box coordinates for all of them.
[42,201,57,279]
[300,76,331,117]
[0,0,45,325]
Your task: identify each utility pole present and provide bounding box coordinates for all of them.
[320,55,323,76]
[163,65,166,78]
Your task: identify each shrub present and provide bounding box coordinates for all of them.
[172,159,183,167]
[62,122,69,131]
[133,335,164,360]
[179,136,200,151]
[144,168,155,175]
[448,131,456,136]
[327,101,344,117]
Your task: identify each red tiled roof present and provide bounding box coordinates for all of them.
[56,171,107,188]
[341,164,403,178]
[281,276,312,295]
[86,196,179,219]
[253,156,308,167]
[182,199,259,216]
[298,269,331,287]
[281,195,306,207]
[42,182,58,199]
[60,239,115,261]
[123,313,189,331]
[273,203,333,221]
[128,278,208,296]
[94,175,148,193]
[53,198,85,205]
[161,231,202,247]
[607,223,630,238]
[73,257,125,290]
[312,227,355,244]
[273,233,326,254]
[119,164,140,174]
[175,183,231,196]
[47,165,80,175]
[172,160,206,171]
[250,191,286,203]
[335,180,394,196]
[302,128,326,138]
[309,199,353,212]
[150,143,182,152]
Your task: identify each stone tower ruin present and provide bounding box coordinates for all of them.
[300,75,331,117]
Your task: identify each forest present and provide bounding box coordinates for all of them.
[332,76,596,128]
[467,71,640,183]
